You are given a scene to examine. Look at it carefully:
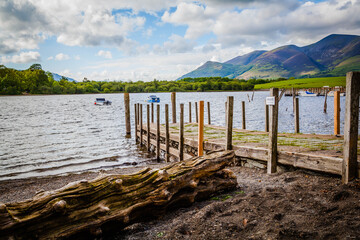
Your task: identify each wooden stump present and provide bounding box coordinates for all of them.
[0,151,237,239]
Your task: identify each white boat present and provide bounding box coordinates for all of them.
[327,91,345,97]
[298,91,318,97]
[94,98,112,105]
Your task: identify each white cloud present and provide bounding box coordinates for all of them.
[154,34,196,54]
[74,55,80,60]
[97,50,112,59]
[55,53,70,61]
[1,51,41,64]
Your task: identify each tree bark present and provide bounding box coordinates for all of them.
[0,151,237,239]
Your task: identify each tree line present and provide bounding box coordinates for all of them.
[0,64,276,95]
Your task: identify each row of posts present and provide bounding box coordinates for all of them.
[124,72,359,184]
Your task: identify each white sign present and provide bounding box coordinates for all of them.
[266,97,275,105]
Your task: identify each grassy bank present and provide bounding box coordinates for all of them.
[254,76,346,90]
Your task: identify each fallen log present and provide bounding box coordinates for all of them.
[0,150,237,239]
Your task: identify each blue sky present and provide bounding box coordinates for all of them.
[0,0,359,81]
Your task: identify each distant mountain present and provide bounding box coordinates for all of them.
[51,72,76,82]
[178,34,360,80]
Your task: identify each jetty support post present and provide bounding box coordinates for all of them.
[165,104,170,162]
[198,101,204,156]
[342,72,360,184]
[265,100,269,132]
[334,91,340,135]
[147,104,150,151]
[151,102,154,123]
[294,97,300,133]
[124,93,131,138]
[189,102,192,123]
[171,92,176,123]
[134,103,138,143]
[179,103,184,161]
[140,104,143,146]
[268,88,279,174]
[242,101,246,130]
[225,101,228,126]
[195,102,199,123]
[207,102,211,125]
[226,96,234,150]
[156,104,160,160]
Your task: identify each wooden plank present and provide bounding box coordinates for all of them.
[156,104,160,160]
[165,104,170,162]
[195,102,198,123]
[342,71,360,183]
[334,91,340,135]
[294,97,299,133]
[147,104,150,150]
[151,102,154,123]
[198,101,204,156]
[124,93,131,138]
[179,103,184,161]
[242,101,246,130]
[226,96,234,150]
[149,138,193,160]
[268,88,279,174]
[207,102,211,125]
[134,103,138,143]
[189,102,192,123]
[265,101,269,132]
[140,104,143,146]
[171,92,176,123]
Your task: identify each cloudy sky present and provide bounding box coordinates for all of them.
[0,0,359,81]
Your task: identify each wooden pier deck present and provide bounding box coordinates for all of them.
[137,122,360,176]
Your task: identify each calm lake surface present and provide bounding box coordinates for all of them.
[0,92,356,181]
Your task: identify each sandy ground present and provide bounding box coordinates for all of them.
[1,164,360,240]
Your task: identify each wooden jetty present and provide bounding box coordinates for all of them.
[131,72,360,183]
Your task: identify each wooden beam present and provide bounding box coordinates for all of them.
[294,97,299,133]
[171,92,176,123]
[124,93,131,138]
[179,103,184,161]
[268,88,279,174]
[242,101,246,130]
[198,101,204,156]
[147,104,150,151]
[134,104,138,143]
[226,96,234,150]
[140,104,143,146]
[165,104,170,162]
[342,72,360,183]
[207,102,211,125]
[156,104,160,160]
[189,102,192,123]
[265,100,269,132]
[334,91,340,135]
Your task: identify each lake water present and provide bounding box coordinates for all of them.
[0,92,356,181]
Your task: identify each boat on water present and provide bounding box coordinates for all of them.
[298,91,318,97]
[327,91,345,97]
[147,95,160,103]
[94,98,112,105]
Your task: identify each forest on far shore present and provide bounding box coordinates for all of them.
[0,64,280,95]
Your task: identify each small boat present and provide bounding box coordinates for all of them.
[298,91,318,97]
[94,98,112,105]
[147,95,160,103]
[327,91,345,97]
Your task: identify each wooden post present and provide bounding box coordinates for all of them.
[137,103,140,125]
[334,91,340,135]
[324,90,328,113]
[225,101,227,126]
[140,104,143,146]
[179,103,184,161]
[198,101,204,156]
[147,104,150,151]
[292,88,295,113]
[151,102,154,123]
[195,102,198,123]
[134,104,138,143]
[294,97,299,133]
[226,97,234,150]
[171,92,176,123]
[156,104,160,160]
[342,72,360,183]
[124,93,131,138]
[242,101,246,130]
[207,102,211,125]
[165,104,170,162]
[265,101,269,132]
[189,102,192,123]
[268,88,279,174]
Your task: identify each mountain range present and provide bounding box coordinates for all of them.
[179,34,360,80]
[51,72,76,82]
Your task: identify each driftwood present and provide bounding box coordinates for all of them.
[0,151,237,240]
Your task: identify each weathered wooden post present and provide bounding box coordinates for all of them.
[225,101,227,126]
[140,104,143,146]
[265,101,269,132]
[137,103,140,125]
[171,92,176,123]
[179,103,184,161]
[165,104,170,162]
[156,104,160,160]
[147,104,150,151]
[267,88,279,174]
[198,101,204,156]
[342,72,360,184]
[294,97,300,133]
[242,101,246,130]
[334,91,340,135]
[195,102,198,123]
[226,97,234,150]
[324,90,328,113]
[207,101,211,125]
[151,102,154,123]
[189,102,192,123]
[134,104,138,143]
[124,93,131,138]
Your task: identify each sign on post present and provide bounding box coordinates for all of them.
[266,97,275,106]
